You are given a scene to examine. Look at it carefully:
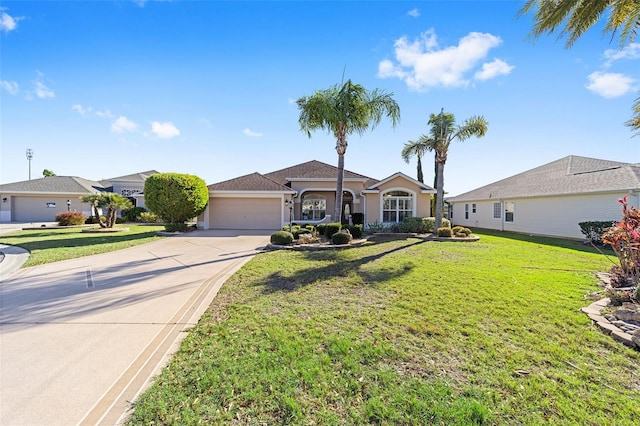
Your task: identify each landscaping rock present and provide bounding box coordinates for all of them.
[612,303,640,322]
[633,329,640,347]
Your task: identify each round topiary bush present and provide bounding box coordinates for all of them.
[55,212,87,226]
[346,224,364,239]
[325,222,342,238]
[331,231,352,245]
[437,227,453,237]
[293,228,311,240]
[270,231,294,245]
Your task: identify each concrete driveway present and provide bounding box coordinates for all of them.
[0,230,271,425]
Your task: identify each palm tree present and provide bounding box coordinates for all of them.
[417,109,488,230]
[297,79,400,221]
[401,139,429,183]
[519,0,640,133]
[80,192,132,228]
[81,193,107,228]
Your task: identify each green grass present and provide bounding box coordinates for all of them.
[127,230,640,425]
[0,225,165,267]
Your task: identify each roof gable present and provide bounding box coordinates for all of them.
[367,172,435,192]
[263,160,377,186]
[447,155,640,202]
[100,170,159,185]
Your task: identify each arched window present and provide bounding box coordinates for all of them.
[382,190,413,223]
[301,194,326,220]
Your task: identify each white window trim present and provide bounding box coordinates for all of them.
[379,188,416,223]
[301,193,327,221]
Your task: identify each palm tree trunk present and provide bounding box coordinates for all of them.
[434,160,445,230]
[417,156,423,183]
[335,153,345,223]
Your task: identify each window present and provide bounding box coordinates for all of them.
[505,201,515,222]
[449,204,453,219]
[464,203,469,220]
[493,202,501,219]
[382,191,413,223]
[472,203,477,213]
[301,194,326,220]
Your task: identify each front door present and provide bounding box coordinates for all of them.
[341,192,353,225]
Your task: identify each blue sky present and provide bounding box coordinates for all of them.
[1,0,638,197]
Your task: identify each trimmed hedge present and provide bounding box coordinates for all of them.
[345,224,364,239]
[270,231,294,245]
[437,227,453,237]
[324,222,342,238]
[331,231,352,245]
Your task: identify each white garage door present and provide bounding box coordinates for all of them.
[209,198,281,230]
[13,196,70,222]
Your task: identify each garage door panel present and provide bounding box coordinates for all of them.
[210,198,280,230]
[13,197,70,222]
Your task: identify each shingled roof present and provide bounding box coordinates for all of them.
[447,155,640,202]
[263,160,378,187]
[0,176,105,194]
[208,172,294,192]
[99,170,159,186]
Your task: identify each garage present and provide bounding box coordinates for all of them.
[209,197,282,230]
[12,196,74,222]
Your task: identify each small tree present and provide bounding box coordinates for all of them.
[80,192,132,228]
[43,169,56,177]
[144,173,208,231]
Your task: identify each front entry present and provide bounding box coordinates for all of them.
[341,192,353,225]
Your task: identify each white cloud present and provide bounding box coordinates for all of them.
[34,81,54,98]
[0,11,22,32]
[95,109,114,118]
[585,71,637,98]
[603,43,640,67]
[378,29,511,90]
[243,128,263,137]
[111,116,138,133]
[72,104,93,116]
[0,80,18,95]
[407,8,420,18]
[474,58,515,81]
[151,121,180,139]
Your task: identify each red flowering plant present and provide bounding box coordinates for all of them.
[602,196,640,301]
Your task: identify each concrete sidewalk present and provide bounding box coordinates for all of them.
[0,230,271,425]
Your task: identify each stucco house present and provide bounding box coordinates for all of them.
[198,160,435,230]
[0,170,158,222]
[446,155,640,239]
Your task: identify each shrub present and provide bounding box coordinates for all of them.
[579,221,615,245]
[421,217,451,233]
[346,224,364,239]
[121,207,147,222]
[324,222,342,238]
[452,225,464,234]
[270,231,294,245]
[293,228,311,240]
[351,212,364,225]
[298,233,318,244]
[56,212,87,226]
[602,196,640,300]
[316,223,327,236]
[139,212,160,223]
[463,227,472,236]
[331,231,352,245]
[437,227,453,237]
[144,173,208,229]
[85,215,107,224]
[366,222,384,233]
[164,222,189,232]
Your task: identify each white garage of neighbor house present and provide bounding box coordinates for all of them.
[446,155,640,240]
[0,170,158,222]
[198,160,435,230]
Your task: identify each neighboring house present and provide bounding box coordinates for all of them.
[198,160,435,230]
[0,170,158,222]
[446,155,640,239]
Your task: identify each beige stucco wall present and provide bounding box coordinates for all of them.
[362,177,433,225]
[450,192,635,239]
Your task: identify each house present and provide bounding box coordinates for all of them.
[446,155,640,239]
[0,170,158,222]
[198,160,435,230]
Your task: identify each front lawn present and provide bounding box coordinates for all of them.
[0,225,165,267]
[128,231,640,425]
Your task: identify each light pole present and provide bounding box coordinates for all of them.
[26,149,34,180]
[284,199,293,232]
[66,199,71,212]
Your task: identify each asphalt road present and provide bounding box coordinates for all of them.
[0,230,271,425]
